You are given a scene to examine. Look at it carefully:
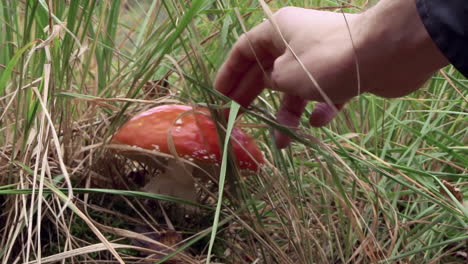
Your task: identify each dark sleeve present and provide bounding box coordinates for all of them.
[416,0,468,77]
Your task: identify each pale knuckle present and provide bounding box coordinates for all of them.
[270,68,287,89]
[237,33,248,42]
[274,6,299,19]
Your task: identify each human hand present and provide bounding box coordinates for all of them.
[214,2,447,148]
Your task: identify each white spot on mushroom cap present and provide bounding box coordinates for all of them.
[194,149,208,155]
[151,144,160,151]
[190,149,220,162]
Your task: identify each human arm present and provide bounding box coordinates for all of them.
[214,0,449,148]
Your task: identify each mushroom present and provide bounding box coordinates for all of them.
[110,104,264,202]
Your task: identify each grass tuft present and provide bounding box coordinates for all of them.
[0,0,466,263]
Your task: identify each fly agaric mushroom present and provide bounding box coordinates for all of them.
[110,104,264,202]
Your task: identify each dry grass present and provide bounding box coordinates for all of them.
[0,0,467,263]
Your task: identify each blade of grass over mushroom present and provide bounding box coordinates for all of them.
[206,101,240,264]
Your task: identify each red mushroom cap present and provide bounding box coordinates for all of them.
[111,104,264,171]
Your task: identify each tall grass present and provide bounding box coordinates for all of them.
[0,0,466,263]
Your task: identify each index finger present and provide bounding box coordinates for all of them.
[214,20,284,97]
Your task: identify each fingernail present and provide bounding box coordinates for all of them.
[309,103,341,127]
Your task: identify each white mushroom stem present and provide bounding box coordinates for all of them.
[142,159,197,202]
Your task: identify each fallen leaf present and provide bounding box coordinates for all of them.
[440,180,463,202]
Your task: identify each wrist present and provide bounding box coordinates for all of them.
[356,0,448,97]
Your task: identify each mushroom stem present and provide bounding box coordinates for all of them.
[142,159,197,202]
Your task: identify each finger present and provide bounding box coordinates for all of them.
[267,50,324,101]
[309,103,344,127]
[214,20,284,98]
[227,64,266,108]
[274,95,308,149]
[222,64,266,119]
